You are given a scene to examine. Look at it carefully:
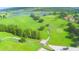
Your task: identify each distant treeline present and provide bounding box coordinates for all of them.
[1,7,79,14]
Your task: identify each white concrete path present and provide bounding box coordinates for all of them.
[38,48,48,51]
[49,45,79,51]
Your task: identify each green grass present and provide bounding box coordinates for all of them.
[41,15,74,46]
[0,15,75,50]
[0,39,41,51]
[0,32,14,38]
[0,32,41,51]
[0,16,42,30]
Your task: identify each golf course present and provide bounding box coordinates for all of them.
[0,7,79,51]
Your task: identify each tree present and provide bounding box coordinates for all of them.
[22,29,28,38]
[53,12,57,15]
[36,31,40,40]
[31,30,37,39]
[30,13,40,21]
[18,37,26,43]
[38,19,44,23]
[65,22,79,47]
[33,16,40,21]
[30,13,35,18]
[7,25,17,34]
[14,26,22,36]
[45,24,49,27]
[0,15,2,19]
[0,24,5,32]
[59,12,67,19]
[73,14,79,23]
[38,26,45,31]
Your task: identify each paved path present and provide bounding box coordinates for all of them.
[40,30,50,45]
[38,48,48,51]
[49,45,79,51]
[38,45,79,51]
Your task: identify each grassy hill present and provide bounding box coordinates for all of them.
[0,14,74,50]
[0,7,78,50]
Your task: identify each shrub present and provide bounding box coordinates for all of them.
[45,24,49,27]
[33,16,40,21]
[38,26,45,31]
[18,37,26,43]
[30,14,40,21]
[0,24,5,32]
[38,19,44,23]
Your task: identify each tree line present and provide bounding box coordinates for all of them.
[65,22,79,47]
[0,24,40,40]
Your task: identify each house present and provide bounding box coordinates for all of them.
[64,15,75,22]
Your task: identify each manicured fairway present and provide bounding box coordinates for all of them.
[41,15,74,46]
[0,15,74,50]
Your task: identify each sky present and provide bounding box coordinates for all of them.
[0,7,9,10]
